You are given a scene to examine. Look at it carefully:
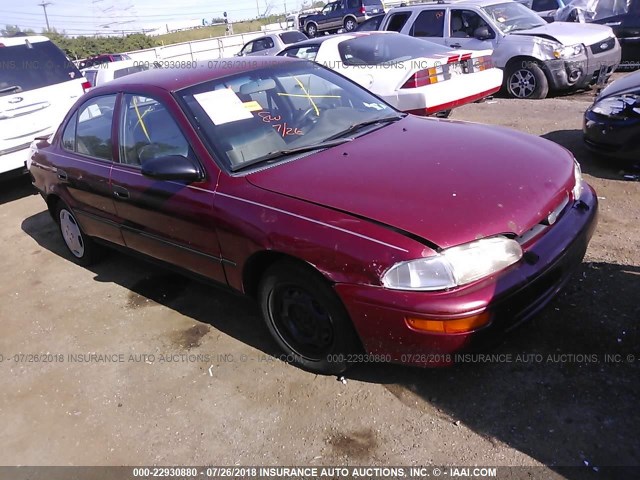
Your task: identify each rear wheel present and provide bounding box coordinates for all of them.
[56,201,102,266]
[505,62,549,99]
[259,260,361,375]
[306,22,318,38]
[343,17,357,32]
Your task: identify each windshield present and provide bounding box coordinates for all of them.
[0,39,82,95]
[178,61,398,171]
[482,2,546,33]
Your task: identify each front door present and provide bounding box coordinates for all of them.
[447,9,497,50]
[109,92,227,282]
[51,94,124,245]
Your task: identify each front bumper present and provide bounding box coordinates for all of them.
[335,185,598,367]
[583,108,640,161]
[543,38,621,91]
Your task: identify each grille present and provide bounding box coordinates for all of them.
[589,36,616,55]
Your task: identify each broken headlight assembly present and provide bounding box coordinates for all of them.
[539,41,584,59]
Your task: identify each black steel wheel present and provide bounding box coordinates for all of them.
[259,260,361,374]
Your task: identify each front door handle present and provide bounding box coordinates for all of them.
[450,43,461,48]
[113,185,130,200]
[57,169,68,181]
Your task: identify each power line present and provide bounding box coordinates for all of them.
[1,5,262,18]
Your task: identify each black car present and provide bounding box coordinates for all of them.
[299,0,384,37]
[584,69,640,162]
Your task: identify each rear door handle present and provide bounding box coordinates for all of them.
[450,43,461,48]
[57,169,68,181]
[113,185,130,200]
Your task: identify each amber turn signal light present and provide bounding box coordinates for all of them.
[406,312,491,334]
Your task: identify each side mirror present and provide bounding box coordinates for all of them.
[474,26,494,40]
[141,154,202,182]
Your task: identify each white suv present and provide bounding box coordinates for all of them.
[0,35,89,178]
[378,0,621,98]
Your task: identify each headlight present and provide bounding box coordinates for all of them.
[381,236,523,291]
[591,94,640,120]
[554,43,584,59]
[573,160,583,200]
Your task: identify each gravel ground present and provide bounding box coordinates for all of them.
[0,76,638,478]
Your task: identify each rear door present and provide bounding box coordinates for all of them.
[406,8,448,46]
[50,93,124,245]
[109,91,226,282]
[0,38,86,172]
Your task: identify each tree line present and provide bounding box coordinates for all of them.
[2,25,156,60]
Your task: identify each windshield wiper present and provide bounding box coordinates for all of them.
[230,138,353,172]
[323,114,405,142]
[0,85,22,96]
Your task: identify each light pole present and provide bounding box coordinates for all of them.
[38,1,52,31]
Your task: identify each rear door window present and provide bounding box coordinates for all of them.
[410,9,446,37]
[0,39,82,95]
[385,12,412,31]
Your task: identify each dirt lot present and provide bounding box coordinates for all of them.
[0,77,638,477]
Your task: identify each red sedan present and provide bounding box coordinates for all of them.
[29,57,598,374]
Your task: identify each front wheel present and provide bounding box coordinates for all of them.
[259,261,361,375]
[305,23,318,38]
[56,201,102,266]
[505,62,549,99]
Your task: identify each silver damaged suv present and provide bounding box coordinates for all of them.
[378,0,621,98]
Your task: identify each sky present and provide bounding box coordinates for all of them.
[0,0,300,36]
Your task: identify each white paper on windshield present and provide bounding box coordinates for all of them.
[194,88,252,125]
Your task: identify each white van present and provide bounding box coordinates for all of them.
[0,35,89,178]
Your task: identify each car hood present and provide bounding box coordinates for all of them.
[512,21,613,45]
[597,68,640,99]
[246,116,575,249]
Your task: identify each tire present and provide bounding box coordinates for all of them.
[343,17,357,32]
[55,201,102,266]
[258,260,361,375]
[305,22,318,38]
[505,61,549,99]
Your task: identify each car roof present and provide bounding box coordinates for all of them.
[281,31,395,49]
[95,56,300,93]
[0,35,53,47]
[391,0,511,9]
